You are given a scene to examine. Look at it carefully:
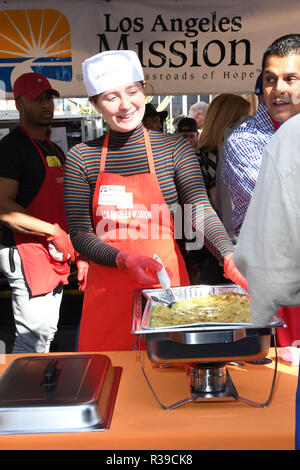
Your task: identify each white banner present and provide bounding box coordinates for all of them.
[0,0,299,97]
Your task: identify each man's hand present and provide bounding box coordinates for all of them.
[76,258,89,292]
[47,223,75,262]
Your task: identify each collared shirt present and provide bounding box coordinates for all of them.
[234,113,300,326]
[222,104,277,235]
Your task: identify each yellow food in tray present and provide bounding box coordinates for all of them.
[150,291,250,327]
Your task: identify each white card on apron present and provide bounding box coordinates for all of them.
[98,185,133,208]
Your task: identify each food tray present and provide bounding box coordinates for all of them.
[131,285,285,364]
[138,284,284,333]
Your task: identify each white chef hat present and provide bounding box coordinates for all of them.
[82,50,144,97]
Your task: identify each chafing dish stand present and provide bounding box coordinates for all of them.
[132,285,285,410]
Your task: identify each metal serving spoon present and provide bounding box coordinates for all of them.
[150,295,175,308]
[153,254,176,307]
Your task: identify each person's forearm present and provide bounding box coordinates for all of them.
[70,230,120,266]
[0,201,55,237]
[188,201,234,262]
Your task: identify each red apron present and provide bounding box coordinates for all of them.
[78,127,190,351]
[277,306,300,346]
[13,124,70,297]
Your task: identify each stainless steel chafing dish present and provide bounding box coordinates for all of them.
[131,284,286,409]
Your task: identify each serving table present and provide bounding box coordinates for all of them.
[0,349,297,450]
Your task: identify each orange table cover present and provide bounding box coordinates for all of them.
[0,349,297,450]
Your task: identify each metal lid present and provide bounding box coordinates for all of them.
[0,354,122,434]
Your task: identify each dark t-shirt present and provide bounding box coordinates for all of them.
[0,125,64,246]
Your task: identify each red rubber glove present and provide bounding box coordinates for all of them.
[223,253,248,291]
[76,258,89,292]
[47,223,75,262]
[116,251,164,285]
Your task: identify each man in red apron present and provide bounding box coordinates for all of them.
[0,73,85,353]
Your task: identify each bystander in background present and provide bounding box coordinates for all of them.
[184,94,251,285]
[188,101,208,132]
[176,117,198,150]
[143,103,168,131]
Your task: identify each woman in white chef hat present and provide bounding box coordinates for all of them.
[64,49,247,351]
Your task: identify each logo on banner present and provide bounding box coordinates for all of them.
[0,9,72,95]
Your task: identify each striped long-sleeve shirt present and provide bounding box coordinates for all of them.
[64,124,234,266]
